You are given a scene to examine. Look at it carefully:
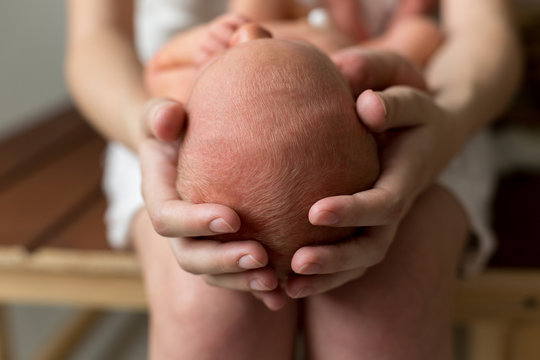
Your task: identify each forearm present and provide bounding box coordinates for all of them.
[66,0,147,151]
[427,0,522,146]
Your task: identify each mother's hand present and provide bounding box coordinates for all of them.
[137,98,285,309]
[285,50,455,298]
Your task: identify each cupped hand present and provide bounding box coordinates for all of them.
[285,85,455,298]
[138,98,285,310]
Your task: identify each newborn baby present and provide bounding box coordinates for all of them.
[175,36,379,276]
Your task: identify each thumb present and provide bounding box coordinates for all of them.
[143,98,186,142]
[356,86,438,132]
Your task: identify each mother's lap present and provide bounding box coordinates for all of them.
[128,184,468,359]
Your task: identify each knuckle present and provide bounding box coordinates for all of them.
[213,258,230,274]
[149,210,167,235]
[202,275,217,286]
[180,262,203,275]
[369,249,386,266]
[385,195,405,223]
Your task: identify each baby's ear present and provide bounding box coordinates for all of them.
[229,23,273,47]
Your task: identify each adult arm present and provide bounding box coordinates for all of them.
[287,0,522,297]
[66,0,273,283]
[66,0,146,149]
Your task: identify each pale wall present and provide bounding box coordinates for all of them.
[0,0,70,140]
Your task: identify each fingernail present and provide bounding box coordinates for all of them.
[249,279,272,291]
[209,218,234,233]
[315,210,339,225]
[293,287,314,299]
[298,263,321,275]
[371,91,387,117]
[238,255,264,269]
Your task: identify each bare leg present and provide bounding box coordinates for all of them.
[131,210,298,360]
[304,185,469,360]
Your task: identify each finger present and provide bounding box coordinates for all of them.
[198,34,228,57]
[309,187,402,227]
[251,288,288,311]
[357,86,438,132]
[208,26,236,48]
[284,268,367,298]
[140,139,241,237]
[216,13,250,29]
[142,98,186,141]
[201,268,279,291]
[290,224,398,274]
[208,13,250,44]
[169,238,268,274]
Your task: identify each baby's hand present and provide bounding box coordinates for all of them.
[194,13,250,67]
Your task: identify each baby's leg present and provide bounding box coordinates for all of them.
[363,16,443,67]
[144,13,250,102]
[304,184,469,360]
[131,210,298,360]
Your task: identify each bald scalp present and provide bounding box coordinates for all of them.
[177,39,379,275]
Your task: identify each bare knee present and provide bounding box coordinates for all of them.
[305,185,468,360]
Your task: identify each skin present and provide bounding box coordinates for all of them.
[66,0,521,358]
[145,17,433,296]
[174,37,379,277]
[137,17,470,359]
[66,1,521,300]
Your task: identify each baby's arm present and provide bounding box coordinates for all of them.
[230,2,441,67]
[144,13,249,102]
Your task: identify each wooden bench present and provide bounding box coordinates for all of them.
[0,111,145,360]
[0,109,539,360]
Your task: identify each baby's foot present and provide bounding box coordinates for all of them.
[330,49,426,97]
[194,13,250,67]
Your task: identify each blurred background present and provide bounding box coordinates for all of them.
[0,1,540,360]
[0,0,69,139]
[0,1,148,359]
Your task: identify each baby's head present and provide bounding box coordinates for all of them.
[177,28,379,277]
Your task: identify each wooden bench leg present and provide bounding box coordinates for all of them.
[29,310,102,360]
[467,319,510,360]
[0,305,10,360]
[509,321,540,360]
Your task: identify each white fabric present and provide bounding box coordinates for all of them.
[438,132,496,275]
[103,0,496,274]
[103,142,144,249]
[135,0,227,63]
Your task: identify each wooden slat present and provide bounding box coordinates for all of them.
[43,195,109,251]
[29,310,103,360]
[509,322,540,360]
[455,269,540,322]
[0,137,105,249]
[28,249,140,276]
[466,320,510,360]
[0,269,146,309]
[0,305,10,360]
[0,110,95,191]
